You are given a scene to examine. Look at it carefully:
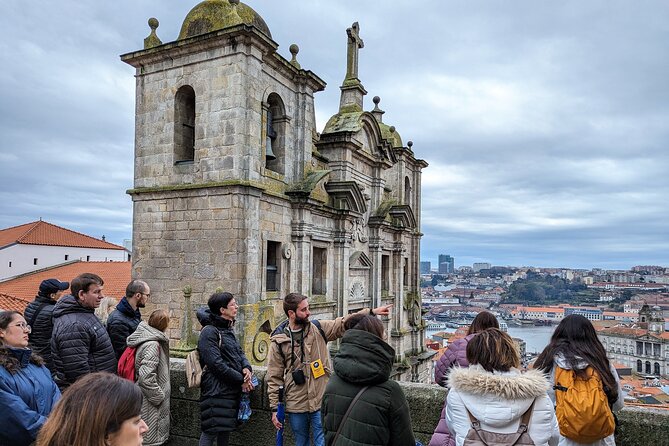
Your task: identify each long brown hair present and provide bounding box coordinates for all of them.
[467,311,499,335]
[36,372,142,446]
[466,328,520,372]
[534,314,618,404]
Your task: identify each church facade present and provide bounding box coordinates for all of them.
[122,0,431,381]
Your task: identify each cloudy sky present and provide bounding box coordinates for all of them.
[2,0,668,270]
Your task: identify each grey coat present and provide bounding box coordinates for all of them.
[127,321,171,446]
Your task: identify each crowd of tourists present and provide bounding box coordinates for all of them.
[0,272,624,446]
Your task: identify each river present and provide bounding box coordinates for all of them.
[426,324,556,355]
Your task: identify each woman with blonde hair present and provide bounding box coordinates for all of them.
[127,309,171,446]
[446,328,558,446]
[95,296,118,326]
[0,310,61,446]
[37,372,147,446]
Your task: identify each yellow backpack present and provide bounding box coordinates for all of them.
[553,365,615,443]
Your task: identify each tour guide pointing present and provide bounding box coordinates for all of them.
[267,293,392,446]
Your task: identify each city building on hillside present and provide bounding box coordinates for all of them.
[438,254,454,274]
[597,305,669,378]
[420,261,431,275]
[0,220,129,280]
[473,262,491,272]
[122,1,430,381]
[590,282,668,291]
[510,306,565,321]
[564,306,602,321]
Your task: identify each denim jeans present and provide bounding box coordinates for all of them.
[287,410,324,446]
[199,431,230,446]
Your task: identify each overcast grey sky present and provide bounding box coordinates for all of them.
[1,0,668,270]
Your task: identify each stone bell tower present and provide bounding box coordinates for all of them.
[122,0,431,381]
[122,0,325,362]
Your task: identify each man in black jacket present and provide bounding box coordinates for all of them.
[51,273,116,388]
[24,278,69,373]
[107,279,149,359]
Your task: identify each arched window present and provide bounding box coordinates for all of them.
[654,362,661,376]
[645,361,651,374]
[404,176,411,207]
[264,93,287,175]
[174,85,196,163]
[636,360,642,372]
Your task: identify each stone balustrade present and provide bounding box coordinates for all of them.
[166,359,669,446]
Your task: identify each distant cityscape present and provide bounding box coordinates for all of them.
[421,255,669,408]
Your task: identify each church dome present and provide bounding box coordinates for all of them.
[178,0,272,41]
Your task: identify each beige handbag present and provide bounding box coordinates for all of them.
[462,400,536,446]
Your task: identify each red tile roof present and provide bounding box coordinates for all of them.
[0,293,32,313]
[0,221,125,250]
[597,326,648,337]
[0,261,131,302]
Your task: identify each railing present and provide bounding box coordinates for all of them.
[166,359,669,446]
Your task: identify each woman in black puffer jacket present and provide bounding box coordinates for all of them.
[322,313,416,446]
[196,292,254,446]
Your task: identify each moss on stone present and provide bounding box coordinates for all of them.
[127,180,265,195]
[286,170,330,194]
[378,121,403,147]
[177,0,272,40]
[373,198,399,219]
[322,111,364,134]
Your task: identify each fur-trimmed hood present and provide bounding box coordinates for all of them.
[445,365,559,445]
[446,365,552,431]
[447,364,549,400]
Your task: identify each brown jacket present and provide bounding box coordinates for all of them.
[266,309,371,413]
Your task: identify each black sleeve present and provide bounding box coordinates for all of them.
[107,317,132,359]
[198,328,244,384]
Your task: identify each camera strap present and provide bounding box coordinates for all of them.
[288,328,305,369]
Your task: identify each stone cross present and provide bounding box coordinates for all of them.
[345,22,364,80]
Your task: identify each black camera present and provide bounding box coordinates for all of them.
[292,369,306,385]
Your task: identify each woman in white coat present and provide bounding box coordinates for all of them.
[446,328,559,446]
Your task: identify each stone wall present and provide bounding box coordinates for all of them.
[166,359,669,446]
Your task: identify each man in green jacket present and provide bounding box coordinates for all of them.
[266,293,391,446]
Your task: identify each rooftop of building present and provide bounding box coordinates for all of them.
[0,292,32,312]
[0,261,132,309]
[0,220,125,251]
[597,324,669,340]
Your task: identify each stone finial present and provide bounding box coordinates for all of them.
[372,96,381,110]
[389,126,396,133]
[144,17,163,49]
[172,284,197,357]
[371,96,385,123]
[289,44,301,69]
[226,0,243,25]
[407,141,414,149]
